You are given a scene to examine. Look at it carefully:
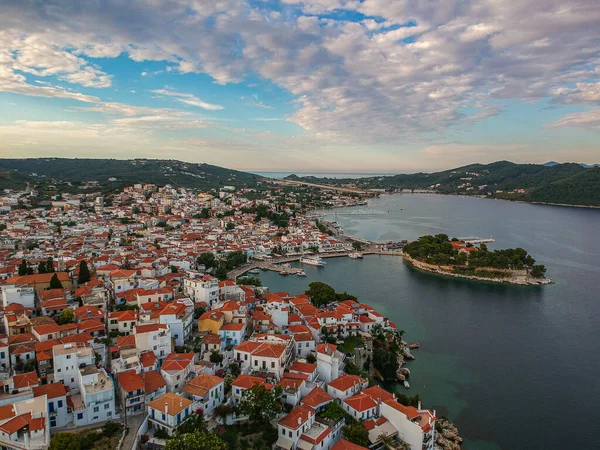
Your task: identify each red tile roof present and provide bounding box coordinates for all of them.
[343,392,377,412]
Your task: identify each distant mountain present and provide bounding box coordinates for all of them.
[543,161,559,167]
[0,158,263,191]
[285,160,600,207]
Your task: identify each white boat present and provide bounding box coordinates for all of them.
[348,252,363,259]
[248,268,260,274]
[404,381,410,389]
[300,256,327,266]
[297,271,307,277]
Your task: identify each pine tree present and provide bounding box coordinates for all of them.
[78,260,91,285]
[49,273,63,289]
[46,257,55,272]
[37,261,47,274]
[18,259,28,276]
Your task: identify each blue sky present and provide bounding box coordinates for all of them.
[0,0,599,173]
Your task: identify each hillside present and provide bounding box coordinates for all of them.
[284,161,600,207]
[0,158,263,191]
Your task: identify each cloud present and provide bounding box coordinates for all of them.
[0,0,599,167]
[152,88,224,111]
[546,108,600,130]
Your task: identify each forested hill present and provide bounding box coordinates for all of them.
[0,158,263,191]
[285,161,600,207]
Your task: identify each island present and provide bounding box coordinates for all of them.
[402,234,552,285]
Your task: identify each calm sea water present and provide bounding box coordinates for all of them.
[252,171,392,179]
[254,194,600,450]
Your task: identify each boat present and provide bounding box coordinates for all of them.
[348,252,363,259]
[404,381,410,389]
[300,256,327,266]
[279,270,290,276]
[409,342,420,349]
[297,271,307,277]
[248,268,260,274]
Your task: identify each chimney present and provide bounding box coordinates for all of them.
[180,400,183,409]
[418,400,422,411]
[165,403,168,416]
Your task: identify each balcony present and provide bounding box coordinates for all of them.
[126,395,143,407]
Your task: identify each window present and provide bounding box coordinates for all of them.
[271,361,275,369]
[94,407,99,412]
[104,403,110,409]
[108,411,112,417]
[57,400,63,408]
[49,402,55,413]
[77,413,83,420]
[288,431,292,438]
[66,354,71,359]
[0,352,4,358]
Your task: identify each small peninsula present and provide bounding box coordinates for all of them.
[402,234,552,285]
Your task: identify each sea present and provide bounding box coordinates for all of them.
[251,172,393,179]
[253,194,600,450]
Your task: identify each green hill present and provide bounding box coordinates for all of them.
[285,161,600,207]
[0,158,263,191]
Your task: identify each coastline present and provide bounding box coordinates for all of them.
[402,253,553,286]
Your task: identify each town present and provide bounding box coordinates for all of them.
[0,181,456,450]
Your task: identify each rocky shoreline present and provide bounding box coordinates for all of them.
[402,254,554,286]
[435,418,464,450]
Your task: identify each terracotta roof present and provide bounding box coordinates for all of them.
[220,322,245,331]
[32,382,68,399]
[278,404,313,430]
[144,370,166,393]
[362,386,395,403]
[343,392,377,412]
[231,374,267,390]
[32,323,60,336]
[0,413,32,435]
[161,353,195,372]
[147,392,191,416]
[183,374,223,397]
[301,386,333,409]
[117,370,143,393]
[202,333,222,345]
[140,350,157,368]
[13,371,39,389]
[332,439,368,450]
[289,361,316,374]
[6,272,70,285]
[328,374,365,392]
[135,323,167,334]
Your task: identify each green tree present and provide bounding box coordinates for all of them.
[38,261,48,274]
[306,353,317,364]
[49,273,63,289]
[46,257,55,272]
[215,265,228,281]
[58,309,75,325]
[225,222,235,231]
[373,347,399,380]
[196,253,217,269]
[165,431,226,450]
[173,412,205,436]
[49,432,81,450]
[352,241,363,251]
[18,259,29,276]
[531,264,547,278]
[77,260,91,284]
[239,384,282,424]
[236,277,262,286]
[342,422,369,446]
[209,351,223,364]
[305,281,336,306]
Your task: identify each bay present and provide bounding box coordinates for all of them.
[252,194,600,450]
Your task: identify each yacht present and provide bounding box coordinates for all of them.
[300,256,326,266]
[279,269,290,276]
[248,268,260,274]
[348,252,363,259]
[297,271,307,277]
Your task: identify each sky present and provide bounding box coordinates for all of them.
[0,0,599,173]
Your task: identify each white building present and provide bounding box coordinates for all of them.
[52,343,95,391]
[134,324,172,364]
[316,343,345,383]
[182,374,224,417]
[147,392,193,436]
[183,274,219,306]
[75,366,116,426]
[161,353,196,393]
[381,400,437,450]
[1,285,35,309]
[33,382,70,428]
[158,300,194,347]
[0,395,50,450]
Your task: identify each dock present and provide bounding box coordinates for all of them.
[457,237,496,244]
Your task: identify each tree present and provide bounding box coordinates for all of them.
[49,432,81,450]
[38,261,48,274]
[215,266,228,281]
[306,353,317,364]
[342,422,369,446]
[46,257,55,272]
[78,260,91,284]
[238,384,282,424]
[352,241,363,251]
[18,259,29,276]
[305,281,336,306]
[236,277,262,286]
[171,265,179,273]
[58,309,75,325]
[196,253,217,269]
[373,347,399,380]
[173,412,205,436]
[225,222,235,231]
[49,273,63,289]
[165,431,227,450]
[531,264,547,278]
[209,351,223,364]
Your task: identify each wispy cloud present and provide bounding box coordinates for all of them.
[152,88,224,111]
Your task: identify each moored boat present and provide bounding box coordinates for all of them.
[300,256,326,266]
[348,252,363,259]
[297,271,307,276]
